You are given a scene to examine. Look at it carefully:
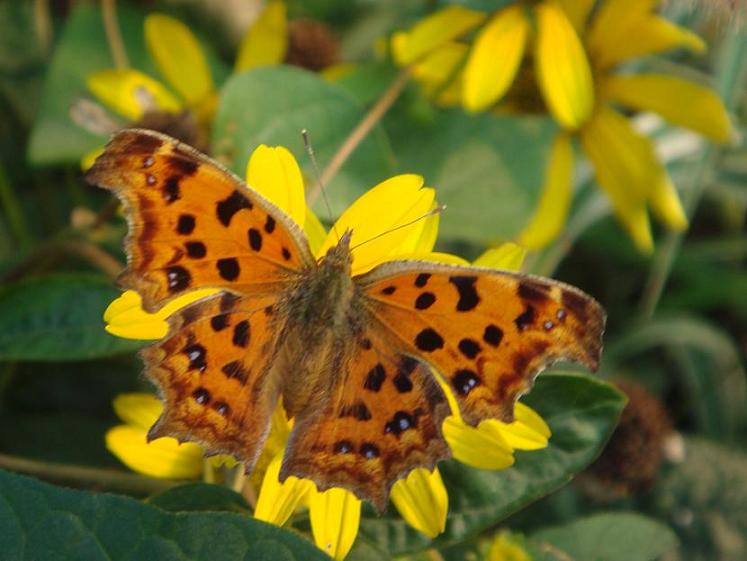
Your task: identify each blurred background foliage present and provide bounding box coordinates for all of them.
[0,0,745,560]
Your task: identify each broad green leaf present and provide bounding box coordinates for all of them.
[0,468,329,561]
[527,513,679,561]
[148,482,252,514]
[358,373,625,555]
[211,66,395,218]
[0,274,142,361]
[387,109,556,244]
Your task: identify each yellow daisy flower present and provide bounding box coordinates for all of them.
[79,2,291,170]
[104,144,551,559]
[393,0,731,252]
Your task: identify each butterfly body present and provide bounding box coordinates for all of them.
[87,129,606,511]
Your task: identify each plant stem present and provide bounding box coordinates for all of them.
[639,29,747,320]
[101,0,129,69]
[308,66,412,205]
[0,453,177,495]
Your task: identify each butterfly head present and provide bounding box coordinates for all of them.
[319,229,354,275]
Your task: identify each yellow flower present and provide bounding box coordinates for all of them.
[78,3,291,169]
[394,0,731,253]
[104,145,550,559]
[486,531,532,561]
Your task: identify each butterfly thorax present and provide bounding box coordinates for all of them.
[276,231,362,417]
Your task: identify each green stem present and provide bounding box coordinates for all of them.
[0,453,177,495]
[638,29,747,320]
[0,163,32,251]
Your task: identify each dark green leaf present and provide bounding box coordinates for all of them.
[0,468,329,560]
[388,109,556,244]
[359,373,625,555]
[148,482,251,514]
[0,274,142,361]
[527,513,679,561]
[211,66,395,217]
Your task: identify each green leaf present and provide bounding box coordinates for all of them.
[387,109,556,244]
[211,66,395,217]
[0,274,142,361]
[358,373,625,555]
[148,483,251,514]
[527,513,679,561]
[0,468,329,560]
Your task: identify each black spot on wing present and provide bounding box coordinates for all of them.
[217,258,240,281]
[452,369,480,396]
[221,360,248,384]
[483,324,503,346]
[518,282,550,303]
[166,153,198,176]
[514,306,535,331]
[165,266,191,292]
[458,338,481,359]
[415,273,431,287]
[216,190,252,227]
[248,228,262,251]
[176,214,195,235]
[415,328,444,352]
[183,343,207,372]
[185,241,206,258]
[415,292,436,310]
[163,175,181,203]
[449,275,480,311]
[364,363,386,391]
[232,320,250,348]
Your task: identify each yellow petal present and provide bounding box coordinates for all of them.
[86,69,181,121]
[412,203,440,254]
[255,452,313,526]
[81,146,105,171]
[321,63,356,82]
[112,393,162,429]
[535,1,594,129]
[106,425,203,479]
[443,415,515,470]
[104,288,221,340]
[555,0,595,31]
[308,487,361,561]
[601,74,731,143]
[579,108,655,252]
[473,243,527,271]
[587,0,656,59]
[463,6,528,112]
[304,208,328,256]
[488,531,533,561]
[590,10,705,69]
[516,133,574,250]
[410,41,467,93]
[648,170,688,232]
[235,0,288,72]
[490,403,551,451]
[391,468,447,538]
[319,175,435,274]
[394,6,486,65]
[145,14,214,107]
[246,144,306,228]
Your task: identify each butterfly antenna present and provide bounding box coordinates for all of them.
[350,204,447,252]
[302,129,340,241]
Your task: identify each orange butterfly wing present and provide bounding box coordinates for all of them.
[357,261,605,426]
[281,325,450,512]
[86,129,313,469]
[85,128,313,312]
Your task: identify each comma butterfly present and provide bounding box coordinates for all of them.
[86,129,605,511]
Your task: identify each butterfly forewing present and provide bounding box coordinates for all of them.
[357,261,605,426]
[85,128,314,312]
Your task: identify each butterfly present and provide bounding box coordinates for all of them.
[86,128,605,511]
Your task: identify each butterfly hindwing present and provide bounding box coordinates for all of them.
[280,327,451,511]
[357,261,605,426]
[143,291,282,467]
[85,128,314,312]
